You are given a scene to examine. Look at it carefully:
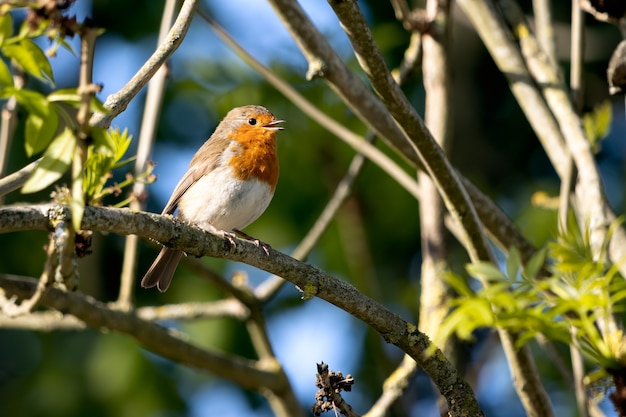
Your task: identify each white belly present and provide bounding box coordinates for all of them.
[177,164,274,232]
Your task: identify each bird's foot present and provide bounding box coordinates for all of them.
[233,228,271,255]
[200,223,238,248]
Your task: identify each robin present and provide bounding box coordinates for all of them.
[141,104,284,292]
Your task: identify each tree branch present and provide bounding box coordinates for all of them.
[90,0,199,128]
[498,0,610,261]
[0,273,287,392]
[0,159,41,198]
[456,0,569,178]
[329,0,491,265]
[265,0,536,268]
[117,0,179,310]
[0,203,484,417]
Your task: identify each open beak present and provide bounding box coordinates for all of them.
[264,119,285,130]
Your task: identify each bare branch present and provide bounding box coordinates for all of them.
[264,0,538,271]
[0,203,484,417]
[117,0,179,310]
[90,0,199,128]
[0,274,287,392]
[456,0,569,178]
[364,355,418,417]
[532,0,557,65]
[419,1,458,414]
[0,65,24,205]
[0,292,249,327]
[0,159,41,198]
[328,0,493,264]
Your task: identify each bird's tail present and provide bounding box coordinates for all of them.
[141,248,184,292]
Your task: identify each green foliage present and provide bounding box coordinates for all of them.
[437,214,626,372]
[583,100,612,153]
[0,7,151,229]
[3,38,54,84]
[84,128,154,207]
[22,127,76,194]
[0,13,54,84]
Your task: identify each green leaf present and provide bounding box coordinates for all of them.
[91,128,115,156]
[48,87,108,113]
[506,247,521,281]
[16,17,47,40]
[2,87,48,116]
[523,247,547,280]
[467,262,506,282]
[110,127,132,163]
[583,100,612,152]
[0,59,12,87]
[71,153,85,230]
[24,104,59,156]
[443,271,475,297]
[22,128,76,193]
[47,87,82,104]
[3,39,54,84]
[0,13,12,46]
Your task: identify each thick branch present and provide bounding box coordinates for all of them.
[329,0,491,264]
[0,274,285,392]
[456,0,569,178]
[498,0,610,263]
[0,203,483,417]
[266,0,535,266]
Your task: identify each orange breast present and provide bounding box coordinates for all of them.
[227,121,279,190]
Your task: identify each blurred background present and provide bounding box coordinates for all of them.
[0,0,624,416]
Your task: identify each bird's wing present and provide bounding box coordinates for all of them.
[161,133,229,215]
[161,168,198,215]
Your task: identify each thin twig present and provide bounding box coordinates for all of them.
[0,273,288,393]
[419,1,457,415]
[265,0,540,273]
[0,65,24,205]
[0,159,42,197]
[570,5,591,416]
[419,0,453,338]
[570,0,585,111]
[389,0,411,22]
[0,293,250,327]
[532,0,557,65]
[117,0,178,310]
[90,0,199,129]
[328,0,491,265]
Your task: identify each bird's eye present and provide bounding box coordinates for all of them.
[248,118,257,126]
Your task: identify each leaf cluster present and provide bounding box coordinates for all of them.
[437,213,626,373]
[0,8,152,225]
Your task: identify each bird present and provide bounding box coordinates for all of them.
[141,104,284,292]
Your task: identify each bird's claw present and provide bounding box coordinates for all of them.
[233,228,271,255]
[222,230,238,247]
[255,239,271,256]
